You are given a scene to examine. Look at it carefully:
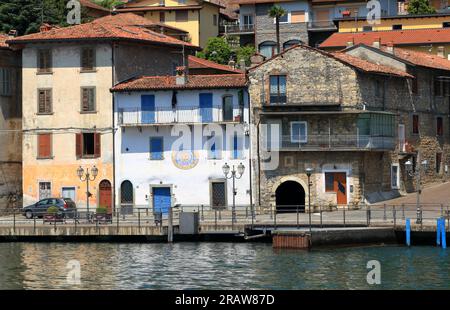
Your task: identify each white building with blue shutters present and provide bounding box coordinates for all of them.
[112,72,251,214]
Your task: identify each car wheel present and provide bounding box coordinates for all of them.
[25,211,33,219]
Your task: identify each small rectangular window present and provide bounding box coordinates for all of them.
[37,49,52,73]
[436,153,442,173]
[325,173,334,192]
[277,13,289,23]
[291,11,305,23]
[412,114,419,134]
[39,182,51,200]
[81,87,96,112]
[290,121,307,143]
[76,132,100,158]
[269,75,287,104]
[392,24,402,30]
[37,133,52,159]
[176,11,188,22]
[391,164,399,189]
[362,26,372,32]
[437,117,443,136]
[150,137,164,160]
[38,89,52,114]
[83,133,95,156]
[211,181,226,208]
[81,48,95,71]
[213,14,218,26]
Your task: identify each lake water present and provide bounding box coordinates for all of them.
[0,242,448,289]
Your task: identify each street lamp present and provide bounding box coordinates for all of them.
[223,162,245,229]
[405,157,428,224]
[77,165,98,214]
[305,167,314,232]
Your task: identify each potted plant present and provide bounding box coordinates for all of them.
[43,206,64,223]
[95,206,112,224]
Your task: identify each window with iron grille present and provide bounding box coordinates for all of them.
[37,49,52,73]
[38,89,52,114]
[81,48,95,71]
[269,75,286,104]
[120,180,134,204]
[81,87,96,112]
[211,181,226,208]
[0,68,11,96]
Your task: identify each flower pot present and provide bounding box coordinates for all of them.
[95,213,112,224]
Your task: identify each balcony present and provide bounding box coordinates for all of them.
[307,20,337,31]
[118,107,243,126]
[220,23,255,35]
[266,134,396,151]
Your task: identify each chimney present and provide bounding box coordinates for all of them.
[40,23,53,32]
[372,37,381,49]
[228,59,236,69]
[8,29,17,38]
[437,46,445,58]
[385,42,394,54]
[175,66,187,85]
[346,38,354,47]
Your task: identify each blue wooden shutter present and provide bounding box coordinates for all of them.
[150,137,163,160]
[141,95,155,124]
[199,93,213,122]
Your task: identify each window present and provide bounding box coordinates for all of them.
[120,180,134,204]
[243,14,253,26]
[434,77,443,96]
[213,14,218,26]
[391,164,400,189]
[392,24,402,30]
[81,87,96,112]
[150,137,164,160]
[176,11,188,22]
[0,68,11,96]
[436,153,442,173]
[437,117,444,136]
[325,173,334,192]
[222,95,233,121]
[37,133,52,159]
[81,48,95,71]
[38,89,52,114]
[411,77,418,94]
[269,75,286,104]
[232,134,244,159]
[291,11,305,23]
[259,41,277,58]
[211,181,226,208]
[37,49,52,73]
[39,182,51,200]
[412,114,419,134]
[275,12,289,23]
[290,121,307,143]
[160,12,165,23]
[443,22,450,28]
[362,26,372,32]
[283,40,302,50]
[76,132,101,158]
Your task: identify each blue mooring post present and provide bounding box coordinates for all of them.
[441,218,447,249]
[406,218,411,246]
[437,218,441,246]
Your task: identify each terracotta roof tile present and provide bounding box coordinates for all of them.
[80,0,110,12]
[111,74,247,91]
[320,28,450,48]
[380,46,450,71]
[0,34,10,49]
[7,13,198,49]
[188,55,243,73]
[230,0,294,4]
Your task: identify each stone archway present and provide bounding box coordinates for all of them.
[275,181,306,212]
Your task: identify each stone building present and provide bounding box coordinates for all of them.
[0,34,22,210]
[248,43,450,211]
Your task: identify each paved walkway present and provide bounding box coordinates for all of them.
[380,182,450,206]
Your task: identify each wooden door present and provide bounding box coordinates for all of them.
[334,173,347,205]
[99,180,112,213]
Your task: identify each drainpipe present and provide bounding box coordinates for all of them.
[112,42,116,216]
[246,88,253,219]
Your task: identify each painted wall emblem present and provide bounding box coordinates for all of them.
[172,150,199,170]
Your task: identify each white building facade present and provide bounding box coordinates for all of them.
[112,74,251,214]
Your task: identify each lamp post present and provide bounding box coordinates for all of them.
[223,162,245,229]
[405,156,428,224]
[77,165,98,214]
[306,167,314,232]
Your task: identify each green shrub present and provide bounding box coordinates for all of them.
[96,207,108,214]
[47,206,59,214]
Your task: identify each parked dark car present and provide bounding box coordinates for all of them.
[22,198,77,219]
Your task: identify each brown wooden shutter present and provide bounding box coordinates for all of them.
[38,90,45,113]
[94,133,101,158]
[76,133,82,158]
[38,134,51,158]
[45,90,51,113]
[82,88,88,111]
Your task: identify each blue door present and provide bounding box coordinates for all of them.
[153,187,171,215]
[199,93,213,122]
[141,95,155,124]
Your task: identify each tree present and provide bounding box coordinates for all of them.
[407,0,436,15]
[268,5,287,55]
[236,45,256,67]
[93,0,124,9]
[197,37,232,65]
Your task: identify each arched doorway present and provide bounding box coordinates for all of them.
[99,180,112,213]
[275,181,305,212]
[120,180,133,215]
[283,39,302,50]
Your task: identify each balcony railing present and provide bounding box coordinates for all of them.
[307,20,337,30]
[220,23,255,34]
[118,107,243,125]
[265,134,396,151]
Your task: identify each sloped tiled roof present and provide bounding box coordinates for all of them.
[111,74,247,91]
[188,55,243,73]
[80,0,110,12]
[230,0,294,4]
[7,13,198,49]
[0,34,10,49]
[381,46,450,71]
[320,28,450,48]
